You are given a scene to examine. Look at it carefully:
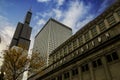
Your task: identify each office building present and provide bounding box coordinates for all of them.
[32,18,72,66]
[10,10,32,50]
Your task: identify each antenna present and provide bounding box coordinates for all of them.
[29,6,32,12]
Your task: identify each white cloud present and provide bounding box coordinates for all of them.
[37,0,50,3]
[37,19,46,26]
[53,9,62,19]
[0,15,15,67]
[98,0,115,14]
[34,0,93,34]
[62,0,91,30]
[56,0,65,7]
[74,15,94,33]
[0,15,15,53]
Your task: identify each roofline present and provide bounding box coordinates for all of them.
[35,18,72,38]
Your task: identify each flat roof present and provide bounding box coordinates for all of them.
[35,18,72,38]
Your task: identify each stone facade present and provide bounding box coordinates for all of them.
[28,1,120,80]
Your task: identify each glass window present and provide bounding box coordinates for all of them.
[81,64,89,72]
[106,55,112,62]
[97,59,102,66]
[107,15,116,26]
[73,39,77,49]
[106,52,119,63]
[98,21,106,32]
[60,49,63,58]
[117,10,120,16]
[92,61,97,68]
[92,58,102,68]
[72,68,78,76]
[112,52,119,60]
[57,75,62,80]
[84,32,90,42]
[91,26,98,37]
[64,46,67,55]
[64,72,70,79]
[68,43,72,52]
[78,36,83,46]
[51,78,56,80]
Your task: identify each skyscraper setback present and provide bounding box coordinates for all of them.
[10,10,32,50]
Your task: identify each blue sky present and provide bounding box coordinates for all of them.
[0,0,116,53]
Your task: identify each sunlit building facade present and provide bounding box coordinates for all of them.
[32,18,72,66]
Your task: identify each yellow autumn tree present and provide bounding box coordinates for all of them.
[2,46,45,80]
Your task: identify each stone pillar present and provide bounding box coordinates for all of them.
[104,19,110,28]
[78,66,82,80]
[69,70,72,80]
[62,73,64,80]
[101,56,112,80]
[114,13,120,22]
[89,62,95,80]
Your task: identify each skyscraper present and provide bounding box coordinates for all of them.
[10,10,32,50]
[33,18,72,66]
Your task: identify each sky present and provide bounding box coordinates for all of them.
[0,0,116,61]
[0,0,116,79]
[0,0,116,67]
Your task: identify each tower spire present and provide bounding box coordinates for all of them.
[24,9,32,25]
[29,6,32,13]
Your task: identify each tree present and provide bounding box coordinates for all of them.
[2,46,45,80]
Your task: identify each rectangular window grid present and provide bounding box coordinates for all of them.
[84,32,90,42]
[106,52,119,63]
[81,64,89,72]
[91,26,98,37]
[107,15,116,26]
[78,36,83,46]
[73,39,77,49]
[68,43,72,52]
[92,58,102,68]
[98,21,106,32]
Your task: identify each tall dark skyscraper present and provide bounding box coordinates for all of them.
[10,10,32,50]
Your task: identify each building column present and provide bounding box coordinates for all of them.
[78,66,82,80]
[62,73,64,80]
[101,56,112,80]
[114,13,120,22]
[104,19,110,28]
[69,70,72,80]
[88,62,95,80]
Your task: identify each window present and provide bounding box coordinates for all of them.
[98,21,106,32]
[64,46,67,55]
[117,10,120,16]
[57,75,62,80]
[72,68,78,76]
[68,43,72,52]
[64,72,70,79]
[107,15,116,26]
[53,55,56,62]
[106,52,119,62]
[73,39,77,49]
[91,26,98,37]
[92,58,102,68]
[60,49,63,58]
[78,36,83,46]
[84,32,90,42]
[51,78,56,80]
[81,64,89,72]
